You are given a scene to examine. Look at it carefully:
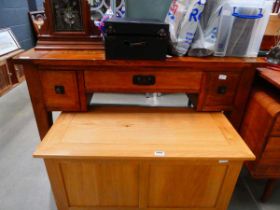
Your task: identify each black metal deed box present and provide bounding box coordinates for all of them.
[104,17,169,60]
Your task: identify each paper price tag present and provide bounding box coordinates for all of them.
[154,151,166,157]
[218,74,227,80]
[219,160,229,164]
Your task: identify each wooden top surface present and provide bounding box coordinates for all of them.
[0,49,23,63]
[34,107,255,161]
[258,68,280,89]
[14,48,266,67]
[265,14,280,36]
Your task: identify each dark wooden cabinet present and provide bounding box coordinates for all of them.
[0,50,24,96]
[240,66,280,201]
[272,117,280,135]
[0,64,12,96]
[241,89,280,178]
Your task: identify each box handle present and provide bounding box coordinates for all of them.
[232,7,263,19]
[124,41,147,47]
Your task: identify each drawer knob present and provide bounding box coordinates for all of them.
[133,75,156,86]
[217,86,227,95]
[54,85,65,95]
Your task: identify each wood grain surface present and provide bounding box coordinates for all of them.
[12,48,269,139]
[258,68,280,89]
[241,89,280,178]
[14,49,267,67]
[34,107,255,160]
[36,107,253,210]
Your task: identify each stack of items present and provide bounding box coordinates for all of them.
[104,0,172,60]
[187,0,274,57]
[214,0,274,57]
[104,0,275,59]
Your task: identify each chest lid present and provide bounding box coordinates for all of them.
[34,107,255,161]
[104,17,169,37]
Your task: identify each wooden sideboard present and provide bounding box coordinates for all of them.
[0,50,24,96]
[240,68,280,201]
[13,49,267,139]
[34,107,255,210]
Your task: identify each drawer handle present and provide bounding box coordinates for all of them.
[217,86,227,95]
[133,75,156,86]
[54,85,65,95]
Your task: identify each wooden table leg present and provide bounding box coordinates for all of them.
[232,67,256,131]
[24,64,53,140]
[261,179,278,202]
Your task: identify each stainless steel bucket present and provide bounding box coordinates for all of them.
[125,0,172,21]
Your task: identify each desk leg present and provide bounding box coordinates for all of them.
[24,64,53,140]
[261,179,278,202]
[232,67,256,130]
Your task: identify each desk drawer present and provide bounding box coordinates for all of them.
[39,71,80,111]
[259,137,280,166]
[85,70,202,93]
[203,72,241,110]
[271,117,280,136]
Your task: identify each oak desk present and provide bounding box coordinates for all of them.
[14,49,267,139]
[34,107,255,210]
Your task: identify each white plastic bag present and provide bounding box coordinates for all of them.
[165,0,207,56]
[189,0,229,56]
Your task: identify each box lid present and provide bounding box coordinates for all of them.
[105,17,169,37]
[34,107,255,161]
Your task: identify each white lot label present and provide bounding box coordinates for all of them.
[219,160,229,164]
[154,151,166,157]
[218,74,227,80]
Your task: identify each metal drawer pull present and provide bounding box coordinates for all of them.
[124,41,147,47]
[133,75,156,86]
[217,86,228,95]
[54,85,65,94]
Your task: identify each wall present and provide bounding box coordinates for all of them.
[0,0,44,49]
[35,0,44,10]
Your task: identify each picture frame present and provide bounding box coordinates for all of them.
[36,0,103,50]
[0,28,21,57]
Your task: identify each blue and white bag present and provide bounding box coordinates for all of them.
[189,0,229,56]
[165,0,207,56]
